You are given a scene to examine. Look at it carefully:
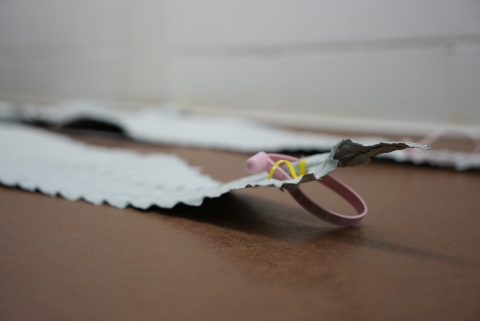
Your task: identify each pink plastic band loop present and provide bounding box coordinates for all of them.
[407,129,480,155]
[245,152,368,227]
[288,175,367,227]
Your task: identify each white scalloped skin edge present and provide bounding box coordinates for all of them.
[0,123,431,209]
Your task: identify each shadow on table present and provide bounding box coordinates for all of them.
[144,192,477,269]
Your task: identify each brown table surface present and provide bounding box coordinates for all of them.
[1,130,479,321]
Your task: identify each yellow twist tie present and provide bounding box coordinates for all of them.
[299,159,307,176]
[268,159,307,180]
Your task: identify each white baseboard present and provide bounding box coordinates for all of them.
[2,94,479,137]
[189,106,480,137]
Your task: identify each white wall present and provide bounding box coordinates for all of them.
[0,0,167,103]
[0,0,122,99]
[1,0,479,130]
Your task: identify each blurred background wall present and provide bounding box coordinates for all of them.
[0,0,479,133]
